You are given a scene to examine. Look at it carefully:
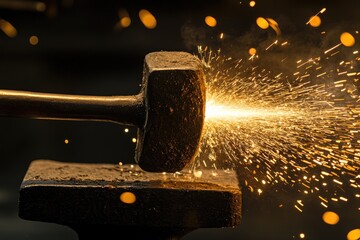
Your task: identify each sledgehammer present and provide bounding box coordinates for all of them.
[0,51,206,172]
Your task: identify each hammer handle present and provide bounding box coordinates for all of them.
[0,90,145,127]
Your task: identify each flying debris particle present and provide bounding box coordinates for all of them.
[256,17,269,29]
[347,229,360,240]
[248,47,257,56]
[205,16,217,27]
[219,32,224,39]
[309,15,321,27]
[249,1,256,7]
[139,9,157,29]
[0,19,17,38]
[340,32,355,47]
[322,211,340,225]
[29,35,39,45]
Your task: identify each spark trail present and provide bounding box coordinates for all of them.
[195,46,360,211]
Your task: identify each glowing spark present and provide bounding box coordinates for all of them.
[249,1,256,7]
[300,233,305,239]
[132,138,137,143]
[266,40,278,50]
[322,211,340,225]
[196,44,360,213]
[124,128,129,133]
[306,8,326,25]
[295,205,303,212]
[339,196,348,202]
[64,139,69,144]
[324,43,342,54]
[205,101,295,121]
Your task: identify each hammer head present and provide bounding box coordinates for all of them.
[135,51,206,172]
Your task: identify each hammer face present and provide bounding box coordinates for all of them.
[136,52,206,172]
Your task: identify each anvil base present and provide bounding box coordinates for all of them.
[18,160,241,239]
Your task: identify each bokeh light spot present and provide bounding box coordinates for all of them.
[249,48,257,55]
[256,17,269,29]
[322,211,340,225]
[309,15,321,27]
[139,9,157,29]
[340,32,355,47]
[347,229,360,240]
[29,35,39,45]
[205,16,217,27]
[120,192,136,204]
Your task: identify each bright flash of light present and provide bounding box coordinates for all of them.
[196,46,360,211]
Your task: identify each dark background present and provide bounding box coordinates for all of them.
[0,0,359,239]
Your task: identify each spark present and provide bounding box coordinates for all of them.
[324,43,342,54]
[306,8,326,25]
[196,44,360,211]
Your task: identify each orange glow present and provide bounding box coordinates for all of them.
[347,229,360,240]
[139,9,157,29]
[29,35,39,45]
[322,211,340,225]
[120,17,131,28]
[205,16,217,27]
[120,192,136,204]
[309,15,321,27]
[267,18,281,35]
[0,19,17,38]
[117,9,131,29]
[249,1,256,7]
[340,32,355,47]
[256,17,269,29]
[64,139,69,144]
[249,48,257,55]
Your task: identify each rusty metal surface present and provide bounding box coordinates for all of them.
[19,160,241,229]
